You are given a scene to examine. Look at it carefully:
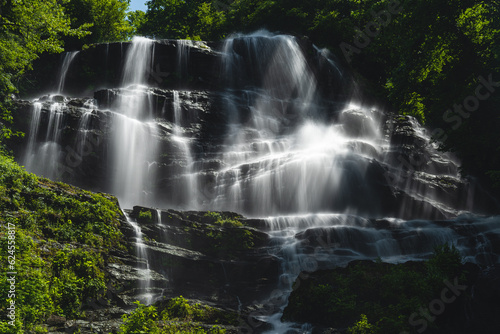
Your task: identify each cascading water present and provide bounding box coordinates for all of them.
[23,98,65,179]
[206,33,385,217]
[108,37,158,208]
[56,51,79,94]
[172,90,197,207]
[123,211,153,304]
[203,32,498,333]
[177,40,191,80]
[23,102,42,168]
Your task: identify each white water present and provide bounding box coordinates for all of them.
[122,37,153,86]
[177,40,192,80]
[56,51,79,94]
[108,37,158,208]
[124,212,153,304]
[172,91,197,206]
[23,102,42,168]
[200,34,384,217]
[23,98,65,179]
[261,212,500,333]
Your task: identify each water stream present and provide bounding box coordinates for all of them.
[56,51,79,94]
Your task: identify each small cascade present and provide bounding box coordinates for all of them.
[177,40,191,81]
[75,99,96,157]
[156,209,162,225]
[124,211,153,305]
[210,33,324,215]
[56,51,79,94]
[155,209,167,241]
[23,98,66,180]
[172,91,197,207]
[121,37,154,86]
[374,115,472,220]
[23,102,42,167]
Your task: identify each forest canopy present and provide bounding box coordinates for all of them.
[0,0,499,194]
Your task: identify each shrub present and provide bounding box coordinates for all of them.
[348,314,376,334]
[138,209,153,223]
[119,301,160,334]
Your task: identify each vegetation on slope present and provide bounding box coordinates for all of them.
[119,296,238,334]
[0,152,125,333]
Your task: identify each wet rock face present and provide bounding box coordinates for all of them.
[10,93,497,220]
[21,40,222,97]
[123,207,279,305]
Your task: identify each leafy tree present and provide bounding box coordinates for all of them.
[127,9,147,36]
[61,0,133,49]
[141,0,227,40]
[141,0,193,38]
[194,2,226,40]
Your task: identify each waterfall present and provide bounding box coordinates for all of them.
[23,102,42,168]
[108,37,158,208]
[121,37,153,86]
[56,51,79,94]
[206,33,384,216]
[261,213,499,333]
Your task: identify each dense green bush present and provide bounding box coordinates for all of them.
[283,244,466,333]
[203,212,256,256]
[119,301,161,334]
[119,297,233,334]
[0,153,125,331]
[138,209,154,223]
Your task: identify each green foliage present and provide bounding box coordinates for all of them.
[161,296,237,325]
[120,301,161,334]
[284,244,465,333]
[61,0,133,49]
[0,229,54,331]
[118,298,231,334]
[0,154,124,247]
[426,243,463,280]
[51,248,106,316]
[0,152,124,331]
[127,10,147,36]
[348,314,377,334]
[139,209,153,223]
[203,212,255,256]
[204,211,243,227]
[141,0,227,40]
